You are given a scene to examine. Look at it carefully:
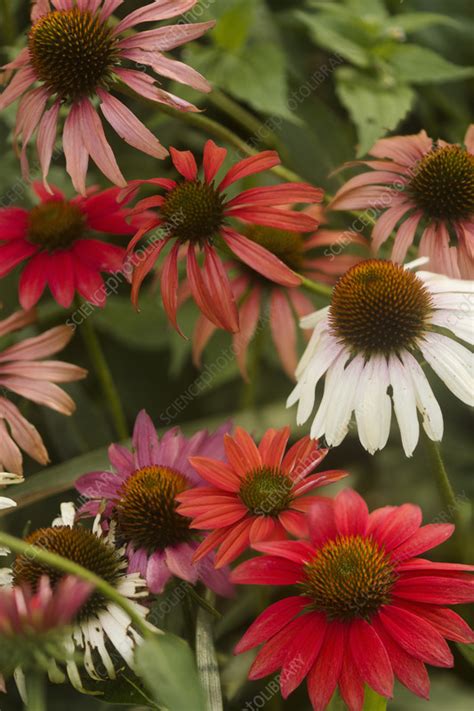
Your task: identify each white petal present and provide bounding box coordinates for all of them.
[388,355,419,457]
[295,314,330,380]
[313,353,363,446]
[0,497,16,510]
[53,501,76,527]
[0,472,24,486]
[420,333,474,406]
[431,292,474,311]
[299,305,330,330]
[418,271,474,293]
[404,256,430,270]
[401,351,443,442]
[354,357,391,454]
[430,310,474,345]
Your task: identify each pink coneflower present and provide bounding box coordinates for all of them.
[75,410,234,597]
[0,182,151,309]
[176,426,348,568]
[232,489,474,711]
[192,206,367,379]
[330,125,474,278]
[0,0,215,191]
[0,308,86,474]
[127,139,323,333]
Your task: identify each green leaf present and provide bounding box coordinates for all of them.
[363,687,387,710]
[87,672,162,707]
[387,12,462,33]
[456,641,474,666]
[213,0,255,52]
[92,296,170,352]
[389,44,474,84]
[297,11,371,67]
[336,68,414,156]
[136,634,206,711]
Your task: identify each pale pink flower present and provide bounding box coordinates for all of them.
[0,309,87,474]
[330,125,474,278]
[0,1,215,192]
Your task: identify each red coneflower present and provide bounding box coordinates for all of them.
[127,140,323,333]
[0,182,145,309]
[176,426,347,568]
[232,489,474,711]
[0,0,214,191]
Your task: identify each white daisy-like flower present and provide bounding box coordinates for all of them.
[288,259,474,457]
[8,502,153,692]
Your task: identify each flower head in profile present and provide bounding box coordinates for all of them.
[0,308,87,474]
[0,576,92,680]
[0,0,215,191]
[330,125,474,278]
[191,205,367,379]
[288,260,474,456]
[232,489,474,711]
[176,426,348,568]
[9,502,150,691]
[0,182,150,309]
[127,140,323,333]
[75,410,234,597]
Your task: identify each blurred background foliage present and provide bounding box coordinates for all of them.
[0,0,473,709]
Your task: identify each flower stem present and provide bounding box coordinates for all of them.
[298,274,333,299]
[422,432,463,533]
[24,672,46,711]
[76,302,129,441]
[362,687,387,710]
[0,531,155,640]
[195,590,223,711]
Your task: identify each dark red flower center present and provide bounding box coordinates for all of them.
[28,9,119,102]
[160,180,225,245]
[329,259,433,355]
[13,527,122,621]
[301,534,397,621]
[408,144,474,221]
[113,466,194,552]
[27,200,86,252]
[242,225,306,270]
[238,466,292,516]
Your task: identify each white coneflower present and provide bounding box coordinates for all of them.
[9,502,152,691]
[288,260,473,456]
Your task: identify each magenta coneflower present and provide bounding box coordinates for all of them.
[191,205,367,379]
[330,125,474,278]
[0,182,146,309]
[232,489,474,711]
[75,410,234,597]
[0,0,215,191]
[0,308,86,474]
[127,140,323,333]
[176,426,348,568]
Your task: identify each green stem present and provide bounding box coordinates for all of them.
[422,432,463,533]
[0,531,153,640]
[195,590,223,711]
[77,301,129,441]
[25,672,46,711]
[298,274,333,298]
[363,687,387,710]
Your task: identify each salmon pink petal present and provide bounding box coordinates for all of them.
[219,151,280,191]
[37,101,60,190]
[78,98,126,187]
[258,426,290,468]
[193,528,229,562]
[334,489,369,536]
[307,621,345,711]
[227,183,323,209]
[308,498,337,547]
[391,523,454,562]
[18,253,49,309]
[292,470,347,496]
[202,245,239,332]
[372,617,430,700]
[249,516,276,544]
[369,131,432,164]
[115,68,199,112]
[115,0,201,34]
[228,206,317,232]
[63,104,89,195]
[367,503,422,552]
[0,325,73,362]
[0,377,75,415]
[249,616,307,679]
[203,140,227,183]
[282,436,327,475]
[170,147,198,180]
[0,239,38,278]
[222,228,300,287]
[231,427,262,470]
[393,576,474,605]
[214,518,252,568]
[192,315,218,367]
[0,66,37,111]
[233,286,261,380]
[279,510,308,537]
[231,555,302,585]
[190,505,248,529]
[123,50,211,93]
[270,289,297,379]
[188,456,241,491]
[378,605,453,667]
[252,540,314,564]
[131,241,166,308]
[160,243,183,335]
[186,245,226,328]
[349,619,394,698]
[234,596,308,653]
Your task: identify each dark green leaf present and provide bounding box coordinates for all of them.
[389,44,474,84]
[297,11,371,67]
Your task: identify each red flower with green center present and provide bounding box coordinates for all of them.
[126,140,323,333]
[231,489,474,711]
[176,426,347,567]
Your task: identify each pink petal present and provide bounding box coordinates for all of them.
[170,146,198,180]
[115,0,201,33]
[146,551,172,594]
[0,67,37,111]
[228,206,317,232]
[219,151,280,191]
[270,289,297,379]
[132,409,159,467]
[203,140,227,183]
[123,49,211,93]
[233,285,261,380]
[78,98,126,187]
[118,19,216,50]
[63,104,89,195]
[37,101,60,189]
[165,543,198,583]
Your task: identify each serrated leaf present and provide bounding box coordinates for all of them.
[389,44,474,84]
[213,0,255,52]
[336,69,414,156]
[136,634,206,711]
[387,12,462,33]
[297,11,371,67]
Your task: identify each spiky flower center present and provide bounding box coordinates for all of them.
[243,225,306,270]
[13,527,122,621]
[28,9,119,101]
[301,534,396,621]
[27,200,86,252]
[113,466,194,552]
[329,260,433,355]
[238,467,293,516]
[408,144,474,221]
[160,181,225,244]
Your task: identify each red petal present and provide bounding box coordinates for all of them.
[219,151,280,191]
[258,426,291,468]
[391,523,455,562]
[280,612,328,698]
[202,244,239,332]
[393,575,474,605]
[233,285,261,380]
[252,540,314,564]
[339,648,365,711]
[228,206,318,232]
[279,509,308,537]
[222,228,300,287]
[170,146,198,180]
[307,621,345,711]
[231,555,302,585]
[368,503,422,552]
[334,489,369,536]
[203,140,227,183]
[379,605,453,667]
[349,619,394,698]
[249,615,306,680]
[214,518,253,567]
[308,498,337,547]
[160,243,183,335]
[188,456,241,492]
[227,183,323,209]
[234,596,308,653]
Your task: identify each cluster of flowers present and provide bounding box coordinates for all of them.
[0,2,473,710]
